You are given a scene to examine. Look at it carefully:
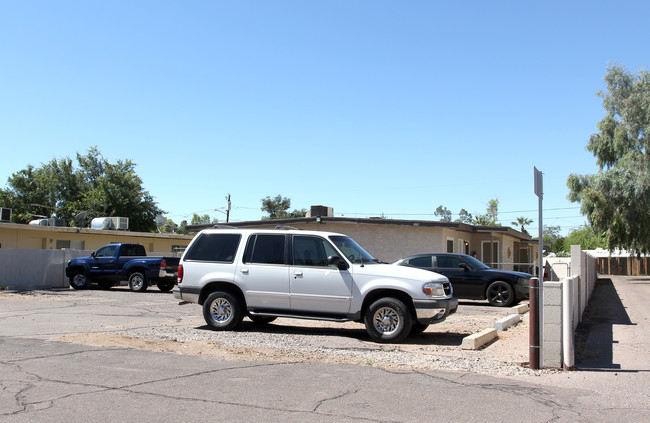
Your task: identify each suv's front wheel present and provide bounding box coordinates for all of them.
[364,297,413,343]
[203,291,243,330]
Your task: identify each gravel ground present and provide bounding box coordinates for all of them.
[2,288,546,376]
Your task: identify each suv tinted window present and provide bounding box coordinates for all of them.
[184,233,241,262]
[293,235,338,267]
[243,234,286,265]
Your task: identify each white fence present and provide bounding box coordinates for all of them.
[542,246,598,369]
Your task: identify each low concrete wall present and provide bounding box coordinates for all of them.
[542,246,598,369]
[0,249,90,289]
[0,249,176,290]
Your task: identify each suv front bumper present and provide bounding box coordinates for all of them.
[413,297,458,324]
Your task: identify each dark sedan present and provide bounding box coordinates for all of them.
[393,253,532,307]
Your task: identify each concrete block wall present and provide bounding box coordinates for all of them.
[0,249,91,290]
[543,281,563,368]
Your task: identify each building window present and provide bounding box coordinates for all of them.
[446,238,454,253]
[56,240,71,249]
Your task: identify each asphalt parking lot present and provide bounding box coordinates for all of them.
[0,286,530,374]
[1,278,649,422]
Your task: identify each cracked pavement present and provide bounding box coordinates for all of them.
[1,277,649,422]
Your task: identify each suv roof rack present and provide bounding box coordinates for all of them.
[212,224,238,229]
[274,225,302,230]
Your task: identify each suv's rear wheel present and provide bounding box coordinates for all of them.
[364,297,412,343]
[203,291,243,330]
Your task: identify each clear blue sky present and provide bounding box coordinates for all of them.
[1,1,648,235]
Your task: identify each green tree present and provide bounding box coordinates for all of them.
[0,147,164,232]
[456,209,473,224]
[261,195,306,219]
[567,64,650,254]
[434,205,452,222]
[543,225,566,254]
[563,225,606,251]
[191,213,216,225]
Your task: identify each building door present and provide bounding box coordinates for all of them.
[481,241,499,267]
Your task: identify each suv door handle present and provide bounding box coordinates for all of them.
[294,271,303,278]
[240,268,249,274]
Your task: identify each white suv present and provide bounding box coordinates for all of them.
[174,226,457,343]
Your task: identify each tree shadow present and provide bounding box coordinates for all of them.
[575,277,635,371]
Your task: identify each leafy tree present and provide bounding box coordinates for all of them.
[261,195,306,219]
[563,225,606,251]
[434,205,452,222]
[567,64,650,254]
[0,147,164,232]
[543,225,566,254]
[512,217,533,234]
[456,209,473,224]
[191,213,216,225]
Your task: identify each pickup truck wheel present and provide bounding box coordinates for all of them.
[128,272,148,292]
[364,297,413,343]
[157,281,175,292]
[69,271,89,290]
[203,291,243,330]
[486,281,515,307]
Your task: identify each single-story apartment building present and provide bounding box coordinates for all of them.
[0,221,193,255]
[188,206,541,271]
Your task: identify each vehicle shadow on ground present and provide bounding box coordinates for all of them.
[575,277,635,371]
[195,321,468,346]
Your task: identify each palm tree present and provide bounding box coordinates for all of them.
[512,217,533,234]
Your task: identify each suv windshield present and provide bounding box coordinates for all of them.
[329,236,377,264]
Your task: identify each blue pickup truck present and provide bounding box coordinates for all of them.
[65,243,180,292]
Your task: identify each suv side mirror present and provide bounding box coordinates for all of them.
[328,255,349,270]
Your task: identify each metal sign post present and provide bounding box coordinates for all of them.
[534,166,544,368]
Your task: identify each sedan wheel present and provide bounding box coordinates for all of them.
[486,281,515,307]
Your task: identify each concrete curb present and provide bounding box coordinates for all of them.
[494,314,522,331]
[509,304,529,314]
[461,328,497,350]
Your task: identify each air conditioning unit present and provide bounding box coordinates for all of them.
[111,217,129,230]
[0,207,11,222]
[90,217,129,231]
[29,219,49,226]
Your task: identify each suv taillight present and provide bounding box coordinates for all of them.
[177,264,183,284]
